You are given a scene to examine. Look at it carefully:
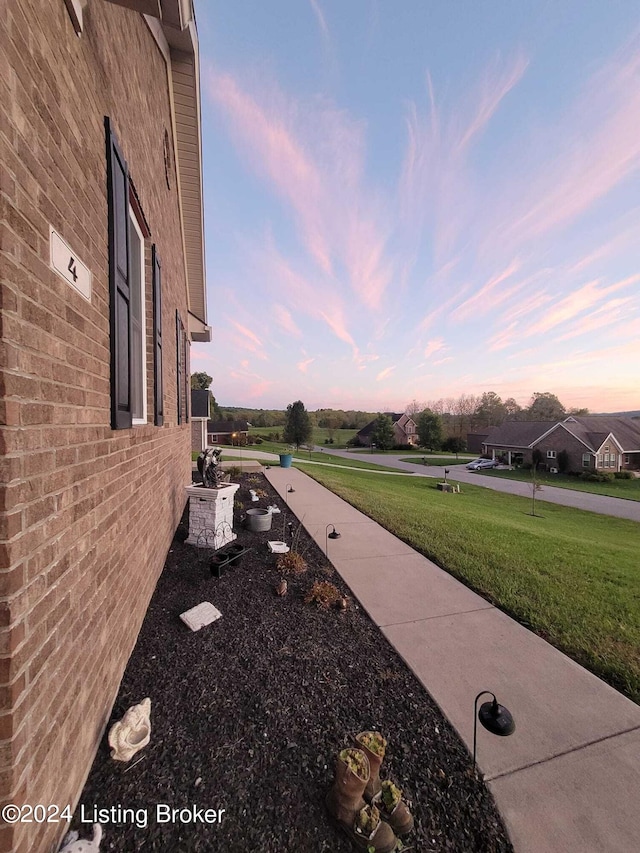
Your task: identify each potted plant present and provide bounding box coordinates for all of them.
[279,446,295,468]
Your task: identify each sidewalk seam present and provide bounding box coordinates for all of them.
[484,724,640,782]
[379,605,495,628]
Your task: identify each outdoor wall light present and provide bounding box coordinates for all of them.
[472,691,515,775]
[325,523,341,557]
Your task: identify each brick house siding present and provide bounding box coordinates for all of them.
[483,418,640,473]
[529,427,595,472]
[1,3,207,851]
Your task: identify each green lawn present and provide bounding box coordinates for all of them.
[194,444,408,472]
[252,441,408,472]
[481,468,640,502]
[249,426,356,448]
[298,464,640,703]
[399,456,476,467]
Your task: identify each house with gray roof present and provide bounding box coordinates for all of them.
[356,412,419,447]
[482,416,640,472]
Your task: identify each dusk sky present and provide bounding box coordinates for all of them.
[193,1,640,413]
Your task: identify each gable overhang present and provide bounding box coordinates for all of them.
[594,433,624,455]
[142,1,211,343]
[533,422,595,453]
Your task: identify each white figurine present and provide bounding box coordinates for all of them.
[59,823,102,852]
[108,697,151,762]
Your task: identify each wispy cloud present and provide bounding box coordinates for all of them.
[297,357,315,373]
[376,366,395,381]
[309,0,329,39]
[493,35,640,249]
[206,69,393,310]
[273,304,303,338]
[423,338,446,359]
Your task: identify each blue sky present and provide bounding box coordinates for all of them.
[192,1,640,412]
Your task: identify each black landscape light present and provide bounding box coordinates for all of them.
[285,483,295,503]
[325,523,341,558]
[472,691,515,775]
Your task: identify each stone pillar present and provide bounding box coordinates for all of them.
[185,483,240,549]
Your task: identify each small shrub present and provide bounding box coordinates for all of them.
[614,470,633,479]
[255,437,263,444]
[277,551,308,575]
[393,443,413,451]
[557,449,569,473]
[600,471,615,482]
[304,580,341,609]
[226,465,242,480]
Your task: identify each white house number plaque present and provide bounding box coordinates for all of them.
[50,226,92,301]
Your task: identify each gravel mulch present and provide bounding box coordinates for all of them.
[71,472,512,852]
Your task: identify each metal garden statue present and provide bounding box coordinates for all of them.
[197,447,227,488]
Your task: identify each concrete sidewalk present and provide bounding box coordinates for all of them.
[265,465,640,853]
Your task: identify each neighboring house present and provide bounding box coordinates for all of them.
[207,420,250,445]
[356,413,419,447]
[482,416,640,472]
[191,388,211,452]
[0,3,210,851]
[466,432,490,454]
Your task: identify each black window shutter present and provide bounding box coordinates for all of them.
[176,310,183,425]
[152,245,164,426]
[184,320,189,423]
[105,117,132,430]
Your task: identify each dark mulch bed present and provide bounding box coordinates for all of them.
[72,472,512,852]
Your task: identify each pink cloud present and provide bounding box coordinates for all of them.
[423,338,446,359]
[297,357,315,373]
[206,70,393,310]
[454,259,520,320]
[273,304,303,338]
[496,35,640,248]
[376,366,395,381]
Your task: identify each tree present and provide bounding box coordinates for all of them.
[283,400,312,449]
[417,408,443,451]
[442,436,466,456]
[527,392,566,421]
[371,413,395,451]
[209,394,221,420]
[475,392,507,428]
[190,371,213,390]
[504,397,522,420]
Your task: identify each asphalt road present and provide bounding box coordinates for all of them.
[220,447,640,522]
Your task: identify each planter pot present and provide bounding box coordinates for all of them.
[279,453,293,468]
[245,508,273,532]
[226,543,245,565]
[210,553,231,578]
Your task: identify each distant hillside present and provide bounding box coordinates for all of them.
[594,411,640,418]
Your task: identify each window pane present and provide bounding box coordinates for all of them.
[129,214,145,420]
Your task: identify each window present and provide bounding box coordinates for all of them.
[106,118,163,429]
[547,450,556,459]
[129,210,146,424]
[582,453,591,467]
[624,455,630,465]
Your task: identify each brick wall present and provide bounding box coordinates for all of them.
[1,3,195,850]
[533,428,593,473]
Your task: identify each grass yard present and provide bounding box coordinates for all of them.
[240,441,409,472]
[249,425,357,447]
[480,468,640,501]
[298,464,640,703]
[193,446,408,473]
[400,456,476,467]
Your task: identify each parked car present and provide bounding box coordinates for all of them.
[466,458,499,470]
